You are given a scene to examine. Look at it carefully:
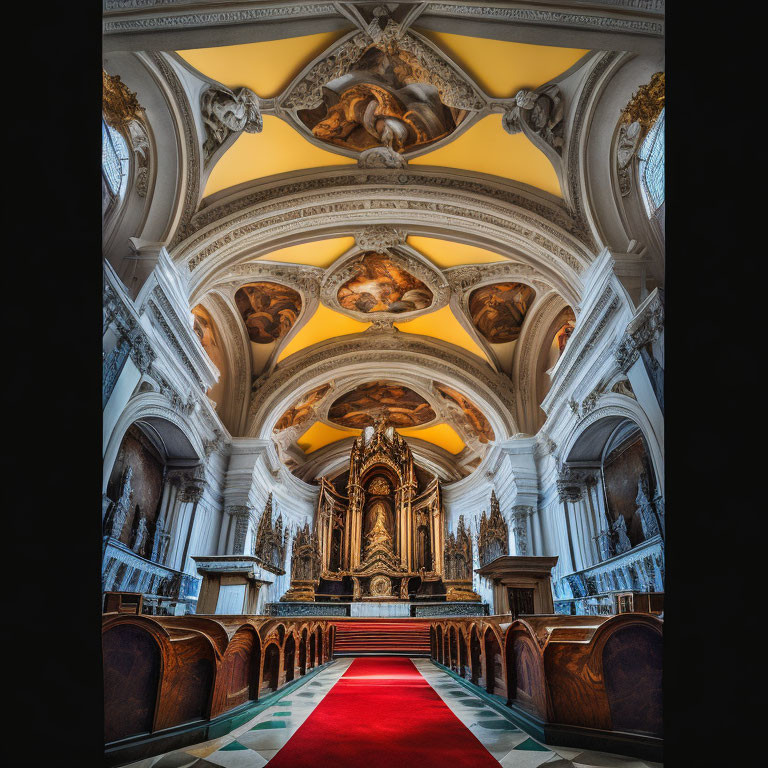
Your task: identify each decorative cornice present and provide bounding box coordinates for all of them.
[147,52,202,250]
[422,3,663,36]
[178,170,588,250]
[247,332,518,437]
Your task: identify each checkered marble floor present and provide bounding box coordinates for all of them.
[121,658,662,768]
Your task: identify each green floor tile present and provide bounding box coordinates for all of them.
[476,719,520,730]
[272,711,292,716]
[219,740,249,751]
[514,738,550,751]
[251,720,288,730]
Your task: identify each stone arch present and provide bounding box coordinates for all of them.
[102,393,204,492]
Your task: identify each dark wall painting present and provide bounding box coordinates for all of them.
[328,381,435,429]
[603,434,654,547]
[234,282,302,344]
[107,424,165,555]
[435,384,495,443]
[468,282,536,343]
[337,253,432,314]
[274,384,331,432]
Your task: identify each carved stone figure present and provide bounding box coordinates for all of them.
[612,514,632,554]
[503,85,565,153]
[131,512,148,555]
[616,120,642,196]
[201,86,262,158]
[104,465,134,539]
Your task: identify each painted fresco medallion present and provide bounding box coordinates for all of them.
[234,282,302,344]
[297,46,464,155]
[468,282,536,344]
[337,252,433,314]
[328,381,435,429]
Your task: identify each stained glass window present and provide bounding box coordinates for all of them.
[102,118,129,197]
[638,108,664,215]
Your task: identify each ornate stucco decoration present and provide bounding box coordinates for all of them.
[556,464,586,503]
[103,70,153,199]
[503,85,565,156]
[614,288,664,372]
[278,26,485,161]
[620,72,665,133]
[103,70,143,131]
[354,226,407,250]
[615,72,664,198]
[246,330,518,439]
[321,245,449,321]
[201,85,262,161]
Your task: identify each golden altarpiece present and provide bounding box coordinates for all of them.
[282,422,480,603]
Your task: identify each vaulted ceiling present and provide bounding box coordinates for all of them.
[166,13,608,482]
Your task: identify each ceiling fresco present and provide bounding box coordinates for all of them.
[435,384,495,444]
[337,252,433,314]
[297,45,465,154]
[179,26,588,199]
[234,282,302,344]
[328,381,436,429]
[274,384,331,432]
[468,282,536,344]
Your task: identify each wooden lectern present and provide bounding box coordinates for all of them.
[475,556,559,617]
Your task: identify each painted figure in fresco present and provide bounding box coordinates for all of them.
[234,283,302,344]
[298,46,461,154]
[328,381,435,429]
[274,384,331,432]
[435,384,495,443]
[556,320,575,353]
[337,253,432,314]
[469,283,536,343]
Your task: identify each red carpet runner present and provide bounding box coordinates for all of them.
[266,657,500,768]
[333,620,431,655]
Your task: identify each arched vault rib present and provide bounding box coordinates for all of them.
[172,168,594,308]
[247,330,518,442]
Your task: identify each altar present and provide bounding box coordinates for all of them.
[281,421,481,606]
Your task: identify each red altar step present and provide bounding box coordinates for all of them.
[333,620,431,656]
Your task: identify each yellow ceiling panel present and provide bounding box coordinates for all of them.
[298,422,361,454]
[395,306,489,363]
[176,30,349,98]
[278,304,371,362]
[414,29,588,99]
[255,238,355,269]
[398,423,466,455]
[408,236,508,269]
[412,115,561,197]
[203,115,356,197]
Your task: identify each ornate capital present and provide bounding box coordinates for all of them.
[557,465,585,503]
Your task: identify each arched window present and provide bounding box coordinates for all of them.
[638,108,664,216]
[102,117,130,199]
